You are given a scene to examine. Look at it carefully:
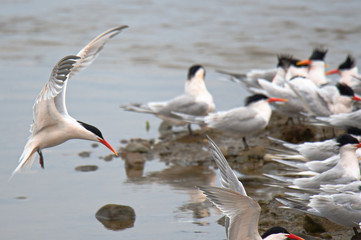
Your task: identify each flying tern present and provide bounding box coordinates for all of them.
[198,137,304,240]
[13,26,126,175]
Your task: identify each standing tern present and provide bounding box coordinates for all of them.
[120,65,215,133]
[277,185,361,237]
[198,137,304,240]
[326,54,361,95]
[317,108,361,129]
[175,94,287,148]
[217,55,308,93]
[267,136,340,161]
[296,48,329,86]
[13,26,126,175]
[267,127,361,162]
[265,134,361,190]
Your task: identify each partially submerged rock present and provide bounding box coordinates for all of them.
[78,151,91,158]
[75,165,98,172]
[95,204,136,231]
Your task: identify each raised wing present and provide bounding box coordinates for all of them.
[31,25,128,133]
[207,136,247,196]
[199,186,261,240]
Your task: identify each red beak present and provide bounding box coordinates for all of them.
[98,138,118,156]
[296,59,311,66]
[352,95,361,101]
[267,97,288,103]
[325,69,340,75]
[286,233,305,240]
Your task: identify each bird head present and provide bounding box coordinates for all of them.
[261,226,304,240]
[77,121,118,156]
[188,65,205,80]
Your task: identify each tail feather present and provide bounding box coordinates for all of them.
[12,138,38,177]
[120,103,154,114]
[271,158,309,171]
[263,173,294,184]
[171,111,205,124]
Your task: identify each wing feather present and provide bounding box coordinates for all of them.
[31,26,128,133]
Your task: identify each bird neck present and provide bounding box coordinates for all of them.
[185,76,206,94]
[339,145,360,179]
[251,101,272,122]
[308,61,327,86]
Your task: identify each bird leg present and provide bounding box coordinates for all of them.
[242,137,249,150]
[37,150,44,169]
[351,227,361,240]
[187,124,194,135]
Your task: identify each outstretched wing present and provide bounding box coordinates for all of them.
[31,25,128,133]
[199,186,261,240]
[207,136,247,196]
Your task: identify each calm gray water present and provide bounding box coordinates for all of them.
[1,0,361,239]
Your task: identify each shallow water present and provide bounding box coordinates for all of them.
[1,0,361,239]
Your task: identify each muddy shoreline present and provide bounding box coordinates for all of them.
[108,112,353,240]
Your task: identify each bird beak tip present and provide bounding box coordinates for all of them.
[268,97,288,103]
[287,233,305,240]
[325,69,339,75]
[296,59,311,66]
[98,138,118,156]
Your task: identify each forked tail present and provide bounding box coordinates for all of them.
[11,138,38,178]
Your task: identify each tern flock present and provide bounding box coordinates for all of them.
[15,26,361,239]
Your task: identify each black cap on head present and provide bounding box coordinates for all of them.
[336,134,359,147]
[78,121,104,139]
[188,65,205,80]
[277,54,302,69]
[309,47,328,61]
[245,94,269,106]
[347,127,361,136]
[261,226,289,238]
[336,83,354,97]
[339,55,356,70]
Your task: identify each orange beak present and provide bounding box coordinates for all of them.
[352,95,361,101]
[325,69,340,75]
[286,233,305,240]
[296,59,311,66]
[268,97,288,103]
[98,138,118,156]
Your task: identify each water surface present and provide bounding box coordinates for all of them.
[1,0,361,239]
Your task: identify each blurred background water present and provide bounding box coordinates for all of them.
[1,0,361,239]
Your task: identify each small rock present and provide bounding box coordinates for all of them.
[103,154,114,162]
[91,143,99,148]
[75,165,98,172]
[15,196,27,200]
[95,204,136,231]
[78,151,91,158]
[303,215,326,234]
